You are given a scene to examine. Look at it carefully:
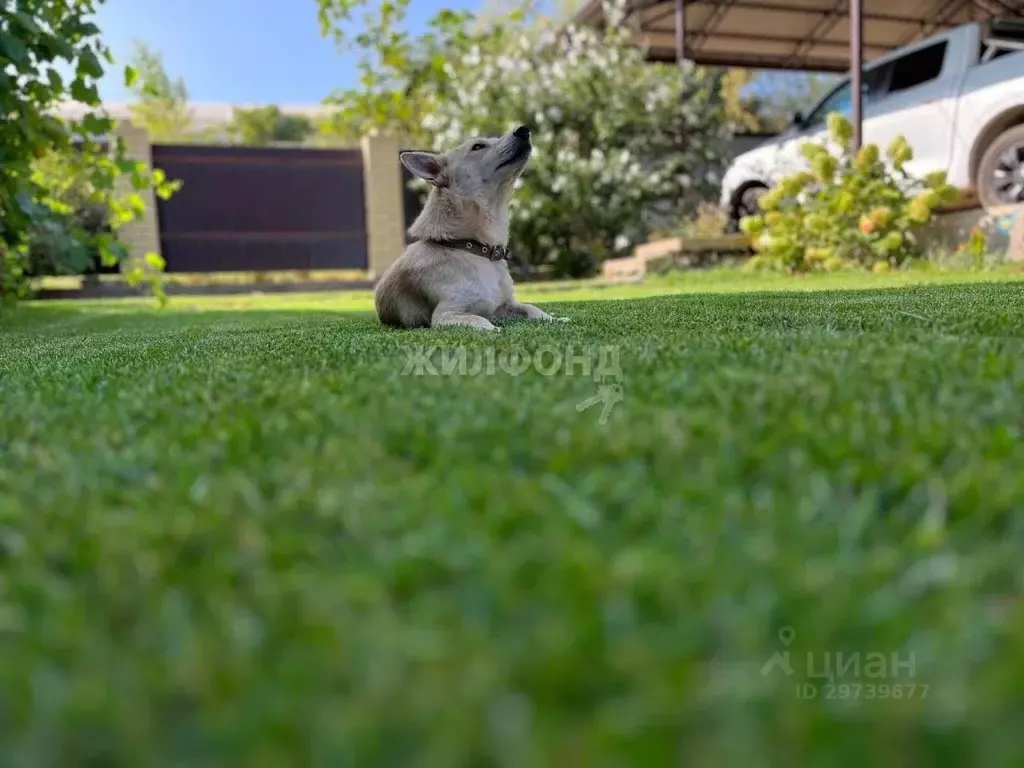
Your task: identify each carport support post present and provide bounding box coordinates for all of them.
[675,0,686,70]
[850,0,863,151]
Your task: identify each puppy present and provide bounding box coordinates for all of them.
[373,125,569,331]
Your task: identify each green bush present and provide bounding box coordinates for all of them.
[739,113,960,273]
[0,2,180,304]
[21,152,113,279]
[24,207,100,278]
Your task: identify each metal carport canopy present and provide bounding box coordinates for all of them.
[573,0,1024,72]
[574,0,1024,149]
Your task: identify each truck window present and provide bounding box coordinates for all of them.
[803,82,851,127]
[980,18,1024,64]
[802,65,888,128]
[885,41,948,94]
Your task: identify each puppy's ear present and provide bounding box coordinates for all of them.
[400,151,446,186]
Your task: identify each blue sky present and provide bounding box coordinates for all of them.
[92,0,483,104]
[89,1,821,110]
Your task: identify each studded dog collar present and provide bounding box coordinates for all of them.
[429,238,512,262]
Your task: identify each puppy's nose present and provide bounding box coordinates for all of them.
[513,125,531,140]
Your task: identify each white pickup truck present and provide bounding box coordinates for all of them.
[720,17,1024,230]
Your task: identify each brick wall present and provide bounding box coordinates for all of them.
[360,135,407,278]
[113,120,162,271]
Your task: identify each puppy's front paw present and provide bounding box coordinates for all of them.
[552,316,571,323]
[470,321,501,332]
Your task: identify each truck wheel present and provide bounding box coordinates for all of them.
[726,185,767,233]
[976,124,1024,208]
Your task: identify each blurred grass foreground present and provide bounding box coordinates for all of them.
[2,269,1024,764]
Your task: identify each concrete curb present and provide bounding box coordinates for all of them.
[33,279,376,301]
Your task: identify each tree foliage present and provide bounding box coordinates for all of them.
[125,39,196,142]
[316,0,481,147]
[225,105,315,146]
[0,1,179,303]
[721,68,765,133]
[23,150,115,279]
[316,0,728,277]
[749,71,840,133]
[717,69,841,135]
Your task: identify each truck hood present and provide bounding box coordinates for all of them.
[720,134,789,205]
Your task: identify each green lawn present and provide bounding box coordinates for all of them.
[2,268,1024,766]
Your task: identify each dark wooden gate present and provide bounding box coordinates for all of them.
[151,144,368,272]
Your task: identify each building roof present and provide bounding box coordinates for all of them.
[573,0,1024,72]
[54,101,334,129]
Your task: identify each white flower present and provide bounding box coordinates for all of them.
[412,10,726,277]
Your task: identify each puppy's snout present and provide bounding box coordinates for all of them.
[513,125,531,141]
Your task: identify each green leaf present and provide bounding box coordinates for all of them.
[80,112,113,138]
[156,180,180,200]
[13,193,38,216]
[124,65,139,88]
[128,193,146,214]
[144,252,166,271]
[54,37,74,59]
[124,265,144,286]
[140,81,163,98]
[70,78,100,104]
[98,236,129,267]
[79,49,104,79]
[0,31,30,67]
[73,22,103,39]
[47,69,65,92]
[13,10,41,32]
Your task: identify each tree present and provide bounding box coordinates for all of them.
[316,0,728,278]
[748,71,840,132]
[309,112,361,147]
[475,0,582,29]
[126,40,196,142]
[0,1,178,303]
[316,0,481,147]
[721,68,765,133]
[225,105,315,146]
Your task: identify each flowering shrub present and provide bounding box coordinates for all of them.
[319,0,728,278]
[419,3,727,277]
[739,113,960,273]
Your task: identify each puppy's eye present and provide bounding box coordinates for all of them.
[471,143,487,151]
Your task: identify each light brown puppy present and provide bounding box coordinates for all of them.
[373,125,569,331]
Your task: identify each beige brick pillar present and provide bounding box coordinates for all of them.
[361,135,406,278]
[113,119,162,271]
